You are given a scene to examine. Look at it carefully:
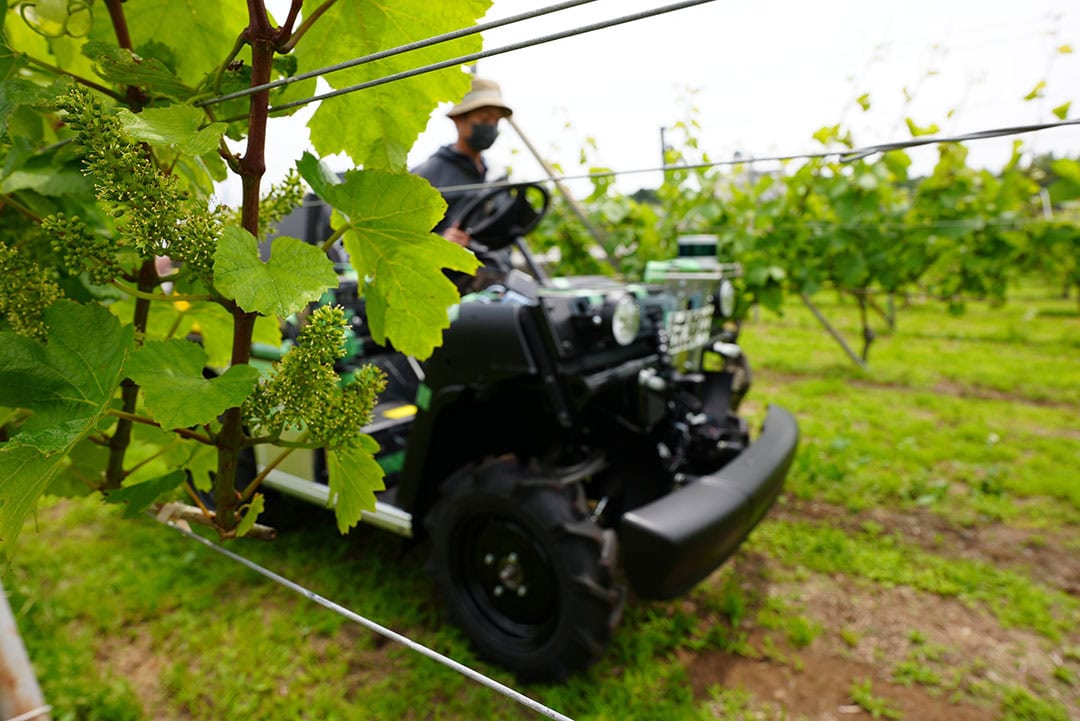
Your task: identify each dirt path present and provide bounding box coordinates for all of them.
[672,500,1080,721]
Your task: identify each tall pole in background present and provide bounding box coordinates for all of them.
[507,115,621,274]
[0,581,50,721]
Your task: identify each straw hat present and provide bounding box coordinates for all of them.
[447,78,513,118]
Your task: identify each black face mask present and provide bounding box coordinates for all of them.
[465,123,499,151]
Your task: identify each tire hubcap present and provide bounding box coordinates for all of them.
[460,517,557,636]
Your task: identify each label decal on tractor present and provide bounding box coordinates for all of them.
[666,306,714,354]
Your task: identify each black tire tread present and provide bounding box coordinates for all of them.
[425,456,621,680]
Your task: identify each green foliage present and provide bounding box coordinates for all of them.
[213,226,337,318]
[297,0,492,169]
[755,519,1078,639]
[1000,687,1072,721]
[531,104,1080,352]
[103,469,187,518]
[125,339,261,430]
[326,434,385,534]
[297,152,479,358]
[849,678,903,719]
[0,0,495,542]
[0,301,132,563]
[57,85,223,276]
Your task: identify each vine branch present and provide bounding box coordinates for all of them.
[279,0,338,52]
[107,409,216,445]
[20,55,124,102]
[108,279,213,303]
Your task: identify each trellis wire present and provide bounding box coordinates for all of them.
[198,0,602,107]
[3,707,52,721]
[155,516,577,721]
[285,115,1080,201]
[219,0,716,122]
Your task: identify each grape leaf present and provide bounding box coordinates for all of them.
[1,160,92,197]
[45,436,107,496]
[104,0,248,86]
[0,300,133,448]
[0,301,133,564]
[298,0,491,169]
[124,338,260,430]
[109,296,281,369]
[213,226,338,318]
[117,104,226,156]
[0,445,69,566]
[208,56,318,130]
[103,469,187,518]
[235,493,265,538]
[297,152,479,358]
[81,41,192,100]
[0,74,66,135]
[326,434,385,534]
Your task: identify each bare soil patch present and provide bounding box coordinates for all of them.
[674,565,1079,720]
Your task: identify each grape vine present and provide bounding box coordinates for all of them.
[534,106,1080,363]
[0,0,494,557]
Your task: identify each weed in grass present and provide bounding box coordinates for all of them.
[892,659,943,688]
[840,627,862,648]
[543,659,712,721]
[1023,534,1048,550]
[717,574,750,628]
[753,519,1080,639]
[999,687,1072,721]
[861,520,885,537]
[752,595,822,648]
[751,347,1080,525]
[849,678,903,720]
[705,685,799,721]
[1052,665,1076,686]
[607,602,699,666]
[759,633,789,665]
[785,615,823,649]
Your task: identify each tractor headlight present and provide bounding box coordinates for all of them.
[607,293,642,346]
[715,279,736,319]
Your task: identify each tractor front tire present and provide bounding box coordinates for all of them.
[426,457,622,681]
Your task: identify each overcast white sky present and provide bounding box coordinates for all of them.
[237,0,1080,202]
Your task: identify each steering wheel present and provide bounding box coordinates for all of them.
[454,182,550,252]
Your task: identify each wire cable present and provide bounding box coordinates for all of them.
[423,116,1080,195]
[197,0,602,107]
[2,707,52,721]
[837,118,1080,161]
[221,0,716,122]
[155,515,577,721]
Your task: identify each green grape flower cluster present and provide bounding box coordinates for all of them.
[42,212,122,285]
[254,170,306,243]
[56,86,219,277]
[0,242,62,339]
[244,305,386,451]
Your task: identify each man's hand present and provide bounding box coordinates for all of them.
[442,223,470,247]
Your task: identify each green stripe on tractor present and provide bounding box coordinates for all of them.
[376,450,405,475]
[415,383,432,411]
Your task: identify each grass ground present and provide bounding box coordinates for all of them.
[7,284,1079,721]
